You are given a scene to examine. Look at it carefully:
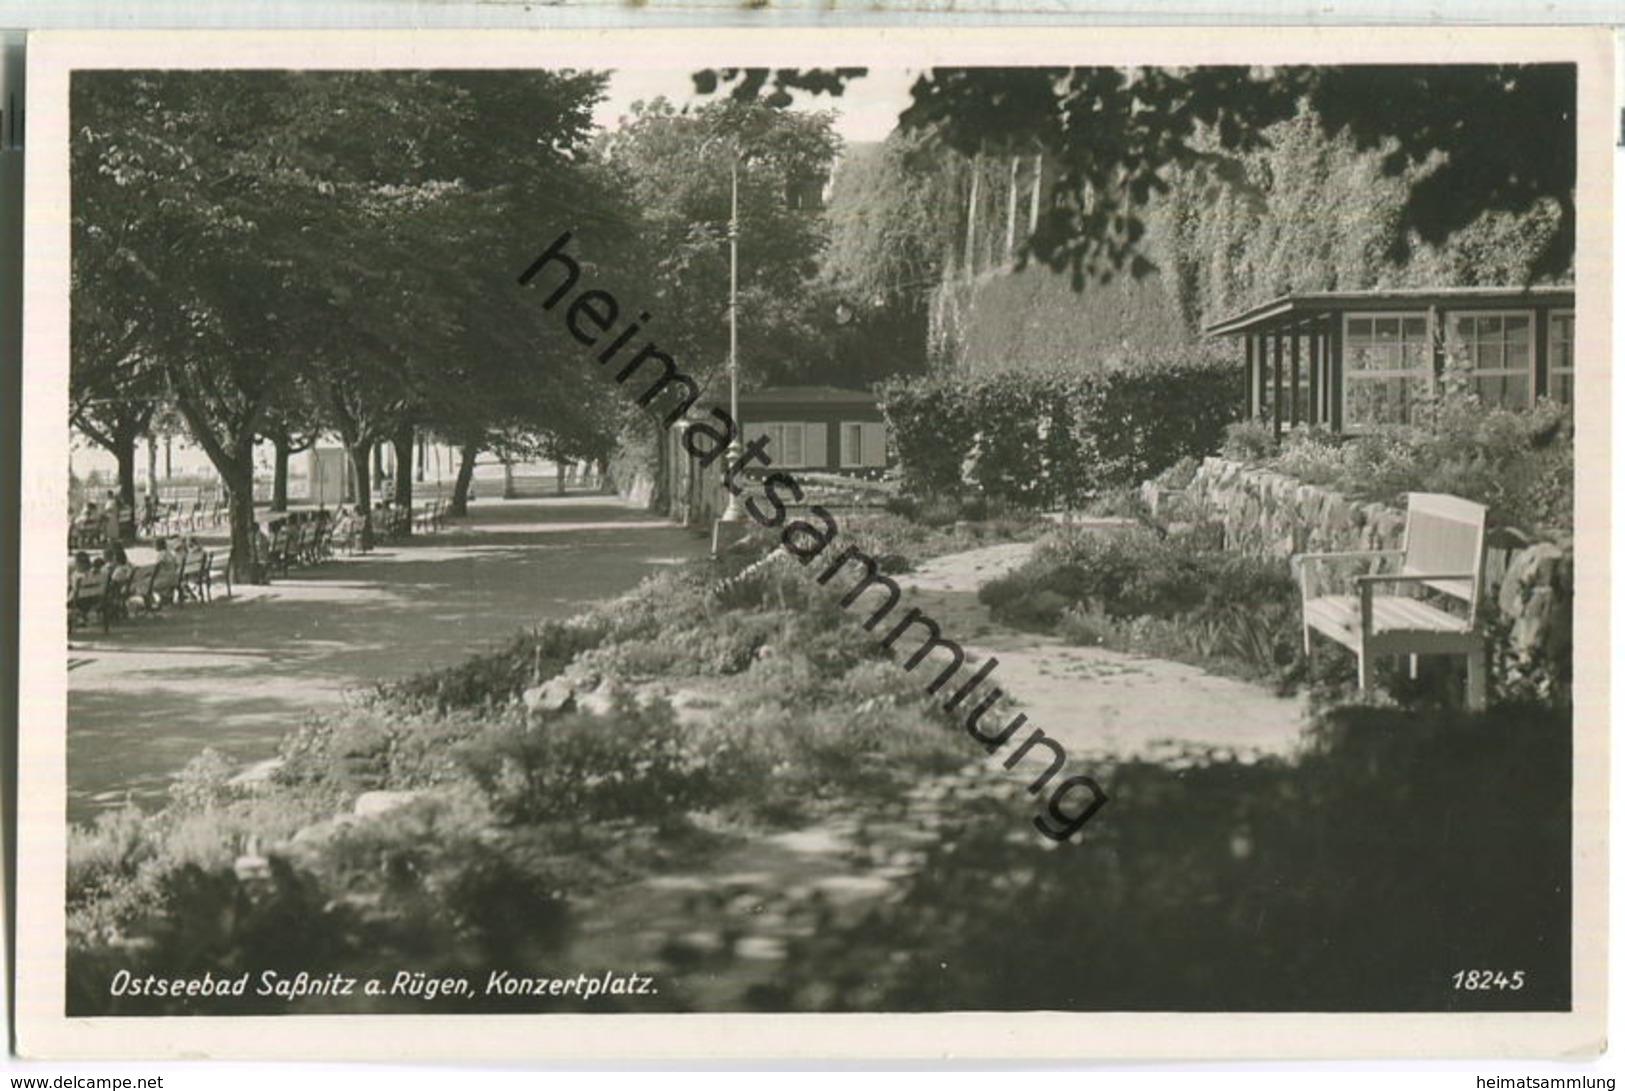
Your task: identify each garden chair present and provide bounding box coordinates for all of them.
[124,564,159,617]
[189,550,214,603]
[68,569,110,632]
[266,526,289,577]
[1295,492,1488,709]
[204,550,233,601]
[149,561,182,610]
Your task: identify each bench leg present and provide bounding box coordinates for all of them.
[1465,649,1487,711]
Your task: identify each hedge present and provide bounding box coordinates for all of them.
[876,351,1243,508]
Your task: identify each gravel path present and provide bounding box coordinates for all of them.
[896,534,1312,767]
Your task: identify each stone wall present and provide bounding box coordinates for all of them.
[1159,457,1572,701]
[1178,457,1409,558]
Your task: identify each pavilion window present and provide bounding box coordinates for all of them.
[1448,311,1535,410]
[1342,313,1431,428]
[840,421,886,468]
[1547,311,1575,407]
[759,422,808,468]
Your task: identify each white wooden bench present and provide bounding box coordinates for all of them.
[1295,492,1488,709]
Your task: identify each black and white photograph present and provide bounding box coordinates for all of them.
[13,26,1612,1060]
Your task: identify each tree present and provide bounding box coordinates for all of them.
[73,68,616,566]
[73,71,317,573]
[593,98,842,393]
[701,64,1578,285]
[69,282,162,540]
[1147,107,1572,332]
[258,377,324,513]
[823,129,960,308]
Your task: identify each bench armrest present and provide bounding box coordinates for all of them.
[1354,572,1476,586]
[1295,550,1404,600]
[1357,571,1478,632]
[1295,549,1404,564]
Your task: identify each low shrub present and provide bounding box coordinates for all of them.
[839,509,1044,573]
[380,616,614,713]
[983,527,1297,622]
[878,350,1242,508]
[67,807,167,940]
[68,788,580,1016]
[1220,417,1278,463]
[275,704,499,796]
[758,701,1572,1012]
[457,699,731,828]
[1225,396,1572,532]
[1079,487,1151,521]
[980,527,1303,682]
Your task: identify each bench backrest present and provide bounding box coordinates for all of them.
[71,569,109,604]
[127,564,158,599]
[1400,492,1487,620]
[151,562,180,595]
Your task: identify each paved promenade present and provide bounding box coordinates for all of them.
[67,492,707,824]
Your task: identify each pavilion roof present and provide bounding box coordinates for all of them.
[1205,285,1575,338]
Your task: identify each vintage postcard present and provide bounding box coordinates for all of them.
[13,25,1613,1061]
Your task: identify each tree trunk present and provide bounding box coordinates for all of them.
[112,433,138,543]
[372,444,385,496]
[1005,155,1019,265]
[449,442,479,517]
[964,152,981,278]
[502,458,516,500]
[348,440,375,551]
[417,434,427,483]
[391,422,414,535]
[225,462,257,584]
[555,460,568,495]
[146,435,159,501]
[271,436,291,513]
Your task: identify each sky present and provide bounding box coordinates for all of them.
[593,67,918,146]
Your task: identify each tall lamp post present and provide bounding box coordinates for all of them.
[720,149,746,524]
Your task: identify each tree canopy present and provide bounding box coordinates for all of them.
[700,64,1578,286]
[592,97,842,391]
[72,68,618,560]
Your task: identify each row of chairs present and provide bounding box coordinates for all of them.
[369,499,449,543]
[68,550,230,634]
[147,497,229,539]
[69,497,228,552]
[339,499,449,553]
[267,517,335,577]
[68,518,118,552]
[414,499,449,535]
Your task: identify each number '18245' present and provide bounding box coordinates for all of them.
[1452,970,1525,990]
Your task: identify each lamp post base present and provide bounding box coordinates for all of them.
[711,514,751,556]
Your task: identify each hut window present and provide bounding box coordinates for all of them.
[1343,313,1431,428]
[1548,311,1575,406]
[1449,311,1535,410]
[841,422,886,468]
[759,422,807,468]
